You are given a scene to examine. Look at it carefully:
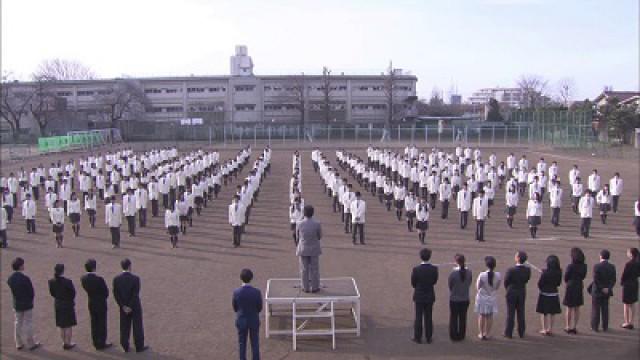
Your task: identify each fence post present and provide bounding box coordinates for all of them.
[425,125,428,144]
[411,125,415,143]
[297,126,300,145]
[282,126,285,144]
[341,126,344,143]
[518,126,521,145]
[491,125,495,145]
[209,126,212,146]
[223,125,227,148]
[369,124,372,144]
[464,126,468,144]
[268,126,271,146]
[477,127,481,146]
[504,125,507,145]
[451,126,455,144]
[438,126,441,145]
[397,125,400,142]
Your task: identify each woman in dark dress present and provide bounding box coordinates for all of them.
[563,247,587,334]
[48,264,77,350]
[536,255,562,336]
[621,247,640,329]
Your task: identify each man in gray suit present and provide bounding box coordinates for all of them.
[296,205,322,293]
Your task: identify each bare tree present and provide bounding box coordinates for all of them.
[320,66,334,126]
[517,74,548,109]
[1,77,34,139]
[93,79,148,128]
[556,78,576,107]
[34,59,96,81]
[284,74,312,141]
[381,61,398,141]
[29,74,63,135]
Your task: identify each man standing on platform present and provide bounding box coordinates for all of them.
[296,205,322,293]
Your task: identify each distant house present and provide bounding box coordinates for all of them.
[593,90,640,107]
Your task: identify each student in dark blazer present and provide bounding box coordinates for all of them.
[503,251,531,338]
[563,247,587,334]
[81,259,112,350]
[48,264,77,350]
[620,247,639,329]
[232,268,263,360]
[590,249,616,332]
[411,248,439,344]
[113,259,148,353]
[7,257,40,351]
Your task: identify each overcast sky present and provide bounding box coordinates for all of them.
[2,0,637,101]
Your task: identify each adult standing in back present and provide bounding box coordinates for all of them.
[296,205,323,293]
[48,264,77,350]
[113,258,148,353]
[448,254,472,341]
[232,269,263,360]
[620,247,639,330]
[411,248,438,344]
[504,251,531,338]
[81,259,112,350]
[563,247,587,334]
[475,256,501,340]
[590,249,616,332]
[7,257,40,351]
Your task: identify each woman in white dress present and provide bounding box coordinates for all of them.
[475,256,502,340]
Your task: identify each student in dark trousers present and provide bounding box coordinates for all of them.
[621,247,640,329]
[411,248,438,344]
[448,254,472,341]
[232,269,263,360]
[7,257,40,351]
[81,259,112,350]
[113,259,148,353]
[504,251,531,338]
[590,249,616,332]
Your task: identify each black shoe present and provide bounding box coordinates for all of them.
[122,346,130,353]
[97,343,113,350]
[63,343,76,350]
[503,334,512,339]
[136,346,149,353]
[410,338,422,344]
[426,338,432,344]
[29,343,41,351]
[360,241,365,245]
[311,288,320,293]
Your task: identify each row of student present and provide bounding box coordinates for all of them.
[289,151,306,245]
[313,151,368,245]
[0,148,252,249]
[7,257,148,352]
[329,149,636,241]
[227,148,272,248]
[410,247,640,344]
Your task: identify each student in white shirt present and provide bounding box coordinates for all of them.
[578,191,594,238]
[405,192,418,232]
[67,192,82,237]
[105,196,122,248]
[505,185,519,228]
[416,197,430,244]
[571,178,584,214]
[457,183,472,229]
[165,203,180,248]
[609,172,623,213]
[484,181,495,218]
[122,189,137,237]
[50,199,65,248]
[549,181,563,227]
[383,179,394,212]
[176,194,190,235]
[439,178,452,220]
[84,189,97,228]
[229,195,245,247]
[472,190,488,242]
[0,201,7,248]
[290,196,304,245]
[22,193,37,234]
[526,193,543,239]
[596,184,612,224]
[394,181,406,221]
[135,186,148,228]
[351,192,366,245]
[634,198,640,237]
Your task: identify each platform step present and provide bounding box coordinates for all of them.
[294,311,334,318]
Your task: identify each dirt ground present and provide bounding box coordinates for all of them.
[1,143,639,360]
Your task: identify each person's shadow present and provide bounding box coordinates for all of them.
[2,346,183,360]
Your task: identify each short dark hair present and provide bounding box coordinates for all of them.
[85,259,97,272]
[419,248,432,262]
[516,251,528,264]
[303,205,314,218]
[54,263,65,277]
[600,249,610,260]
[121,258,132,270]
[12,257,24,271]
[240,268,253,283]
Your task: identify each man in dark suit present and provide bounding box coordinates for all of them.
[590,249,616,332]
[112,258,148,353]
[296,205,323,293]
[6,257,40,351]
[504,251,531,338]
[411,248,439,344]
[232,268,263,360]
[81,259,112,350]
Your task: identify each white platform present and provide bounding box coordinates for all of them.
[264,277,361,350]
